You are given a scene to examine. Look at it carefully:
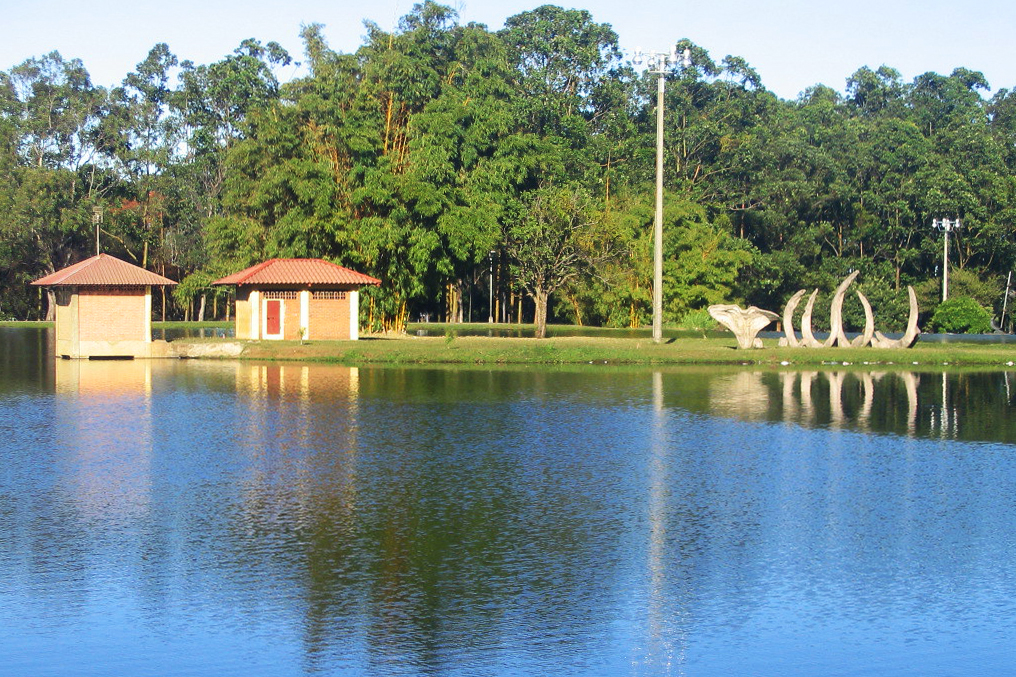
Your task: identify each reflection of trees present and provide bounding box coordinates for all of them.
[0,327,53,393]
[223,366,631,673]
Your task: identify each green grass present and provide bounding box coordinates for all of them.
[0,321,52,327]
[2,320,231,329]
[226,334,1016,367]
[152,321,232,329]
[404,321,720,338]
[6,320,1014,367]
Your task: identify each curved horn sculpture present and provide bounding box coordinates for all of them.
[829,270,860,347]
[782,273,910,349]
[799,290,823,348]
[781,289,806,347]
[850,291,875,347]
[872,286,920,349]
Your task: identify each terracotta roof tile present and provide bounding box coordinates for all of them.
[212,259,381,287]
[31,254,177,287]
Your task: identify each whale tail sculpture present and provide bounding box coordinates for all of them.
[708,304,779,349]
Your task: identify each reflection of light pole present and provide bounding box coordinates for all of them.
[932,218,962,301]
[488,250,495,324]
[634,45,691,343]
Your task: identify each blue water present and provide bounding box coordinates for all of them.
[1,331,1016,675]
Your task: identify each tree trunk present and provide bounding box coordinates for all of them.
[197,294,206,322]
[534,289,549,339]
[568,293,583,326]
[458,281,464,323]
[45,289,56,322]
[446,281,465,324]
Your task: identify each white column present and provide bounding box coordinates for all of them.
[349,290,359,341]
[249,290,261,339]
[300,290,310,340]
[144,286,152,342]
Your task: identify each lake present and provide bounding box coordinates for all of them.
[2,327,1016,676]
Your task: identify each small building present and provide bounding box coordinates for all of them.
[212,259,380,341]
[31,254,177,359]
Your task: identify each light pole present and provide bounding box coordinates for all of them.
[932,218,962,302]
[92,206,103,256]
[488,250,495,324]
[634,45,691,343]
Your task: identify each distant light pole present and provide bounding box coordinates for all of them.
[633,45,691,343]
[933,218,962,301]
[488,250,495,324]
[92,206,104,256]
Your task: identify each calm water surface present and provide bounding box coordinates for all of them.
[2,328,1016,676]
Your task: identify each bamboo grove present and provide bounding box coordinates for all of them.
[2,2,1015,336]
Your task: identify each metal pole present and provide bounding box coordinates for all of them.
[92,206,103,256]
[1002,270,1012,332]
[942,221,949,302]
[652,71,665,344]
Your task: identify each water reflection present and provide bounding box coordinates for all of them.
[54,359,154,521]
[698,368,1015,443]
[641,371,683,675]
[3,349,1016,675]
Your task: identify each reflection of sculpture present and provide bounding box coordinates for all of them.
[777,370,920,435]
[708,369,922,436]
[780,273,919,349]
[708,304,779,349]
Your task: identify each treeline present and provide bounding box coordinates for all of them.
[2,2,1015,335]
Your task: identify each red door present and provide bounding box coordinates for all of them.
[265,299,281,336]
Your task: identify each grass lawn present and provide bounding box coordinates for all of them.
[0,321,53,327]
[0,321,232,329]
[5,320,1014,367]
[153,321,233,329]
[228,333,1016,367]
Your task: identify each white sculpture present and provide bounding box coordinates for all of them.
[870,286,920,349]
[780,273,919,349]
[708,304,779,349]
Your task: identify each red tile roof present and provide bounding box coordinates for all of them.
[212,259,381,287]
[31,254,177,287]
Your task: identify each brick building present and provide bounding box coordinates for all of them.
[213,259,381,341]
[32,254,177,359]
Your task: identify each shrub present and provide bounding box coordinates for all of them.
[929,297,993,334]
[677,307,717,331]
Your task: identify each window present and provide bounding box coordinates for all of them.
[312,291,347,300]
[262,291,298,299]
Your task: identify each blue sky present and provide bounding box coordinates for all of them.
[2,0,1012,100]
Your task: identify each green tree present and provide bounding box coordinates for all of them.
[930,296,993,334]
[506,185,618,338]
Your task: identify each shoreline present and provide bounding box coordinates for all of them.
[168,334,1016,368]
[5,322,1014,367]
